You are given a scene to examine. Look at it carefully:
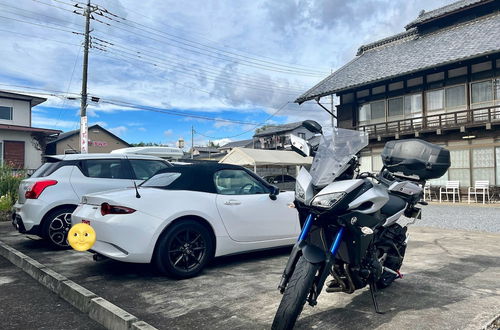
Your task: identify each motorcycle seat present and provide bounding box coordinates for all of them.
[381,194,406,216]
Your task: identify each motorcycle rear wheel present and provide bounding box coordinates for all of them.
[272,256,320,330]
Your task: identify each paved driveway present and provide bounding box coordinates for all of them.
[0,204,499,329]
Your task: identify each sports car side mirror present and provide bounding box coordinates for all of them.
[269,185,279,200]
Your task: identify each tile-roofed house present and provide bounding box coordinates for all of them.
[405,0,488,29]
[296,3,500,103]
[295,0,500,188]
[218,139,253,153]
[253,121,318,150]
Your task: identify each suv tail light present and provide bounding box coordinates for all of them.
[25,180,58,199]
[100,203,136,216]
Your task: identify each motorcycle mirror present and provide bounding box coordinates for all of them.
[269,185,279,200]
[302,120,323,134]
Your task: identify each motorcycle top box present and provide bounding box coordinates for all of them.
[381,139,450,180]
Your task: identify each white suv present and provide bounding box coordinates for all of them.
[12,153,171,248]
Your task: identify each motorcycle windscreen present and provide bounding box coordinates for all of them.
[310,128,368,187]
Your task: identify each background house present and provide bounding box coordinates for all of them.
[218,139,253,153]
[253,121,317,150]
[297,0,500,188]
[0,90,60,170]
[46,124,130,155]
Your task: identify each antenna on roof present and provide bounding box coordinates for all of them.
[125,155,141,198]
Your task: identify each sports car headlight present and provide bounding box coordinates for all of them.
[311,192,346,209]
[295,182,306,202]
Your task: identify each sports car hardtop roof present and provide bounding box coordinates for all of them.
[147,162,270,193]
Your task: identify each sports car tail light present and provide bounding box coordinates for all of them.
[25,180,58,199]
[100,203,136,216]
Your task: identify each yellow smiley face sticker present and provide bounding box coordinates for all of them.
[68,223,96,251]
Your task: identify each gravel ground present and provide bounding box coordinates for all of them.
[411,203,500,233]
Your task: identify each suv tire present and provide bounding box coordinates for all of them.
[42,206,76,249]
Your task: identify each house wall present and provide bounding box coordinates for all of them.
[55,128,128,154]
[0,129,42,169]
[334,55,500,187]
[0,98,30,126]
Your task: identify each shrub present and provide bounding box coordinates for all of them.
[0,165,26,211]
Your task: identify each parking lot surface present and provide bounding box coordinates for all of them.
[0,255,104,330]
[0,204,499,329]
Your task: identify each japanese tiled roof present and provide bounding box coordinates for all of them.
[296,0,499,103]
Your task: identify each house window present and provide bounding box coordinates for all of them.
[472,147,495,185]
[426,85,466,112]
[496,147,500,186]
[371,100,385,120]
[448,149,470,187]
[359,100,386,124]
[426,90,444,111]
[470,79,500,108]
[445,85,466,109]
[387,93,423,120]
[388,97,403,117]
[0,106,13,120]
[404,94,422,116]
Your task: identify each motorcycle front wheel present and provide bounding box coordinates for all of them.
[272,256,320,330]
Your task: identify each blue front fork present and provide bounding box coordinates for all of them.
[298,213,345,256]
[279,213,345,292]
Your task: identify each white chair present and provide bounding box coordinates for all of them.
[423,182,434,202]
[468,181,490,204]
[439,181,460,203]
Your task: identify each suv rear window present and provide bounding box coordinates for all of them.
[31,159,63,178]
[81,159,128,179]
[129,159,171,180]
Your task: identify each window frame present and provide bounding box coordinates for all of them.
[128,159,171,181]
[0,106,13,121]
[213,169,271,195]
[469,78,499,108]
[81,158,130,179]
[0,141,3,165]
[425,83,467,113]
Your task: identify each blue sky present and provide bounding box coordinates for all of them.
[0,0,455,148]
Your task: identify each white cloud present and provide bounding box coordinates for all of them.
[108,126,128,137]
[32,113,77,129]
[1,0,457,126]
[164,129,174,136]
[137,127,146,132]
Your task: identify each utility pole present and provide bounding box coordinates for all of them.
[191,126,194,159]
[79,0,92,153]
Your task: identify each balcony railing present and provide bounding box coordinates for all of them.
[356,105,500,137]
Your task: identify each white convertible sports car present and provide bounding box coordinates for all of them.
[71,163,300,278]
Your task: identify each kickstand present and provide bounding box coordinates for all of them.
[369,282,384,314]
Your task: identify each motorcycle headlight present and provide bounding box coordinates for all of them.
[311,192,346,209]
[295,182,306,202]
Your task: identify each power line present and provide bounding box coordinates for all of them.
[193,101,292,140]
[97,97,281,126]
[101,13,327,76]
[93,1,329,73]
[92,37,307,94]
[89,17,324,77]
[95,48,302,97]
[0,14,77,33]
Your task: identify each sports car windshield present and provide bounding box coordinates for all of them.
[309,128,368,187]
[141,172,182,188]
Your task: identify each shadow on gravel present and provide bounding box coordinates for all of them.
[295,254,498,329]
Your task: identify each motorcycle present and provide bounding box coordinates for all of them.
[272,121,450,330]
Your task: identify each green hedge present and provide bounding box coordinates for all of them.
[0,166,26,211]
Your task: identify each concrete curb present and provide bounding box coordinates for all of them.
[0,240,158,330]
[482,314,500,330]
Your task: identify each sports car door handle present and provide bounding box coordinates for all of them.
[224,200,241,205]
